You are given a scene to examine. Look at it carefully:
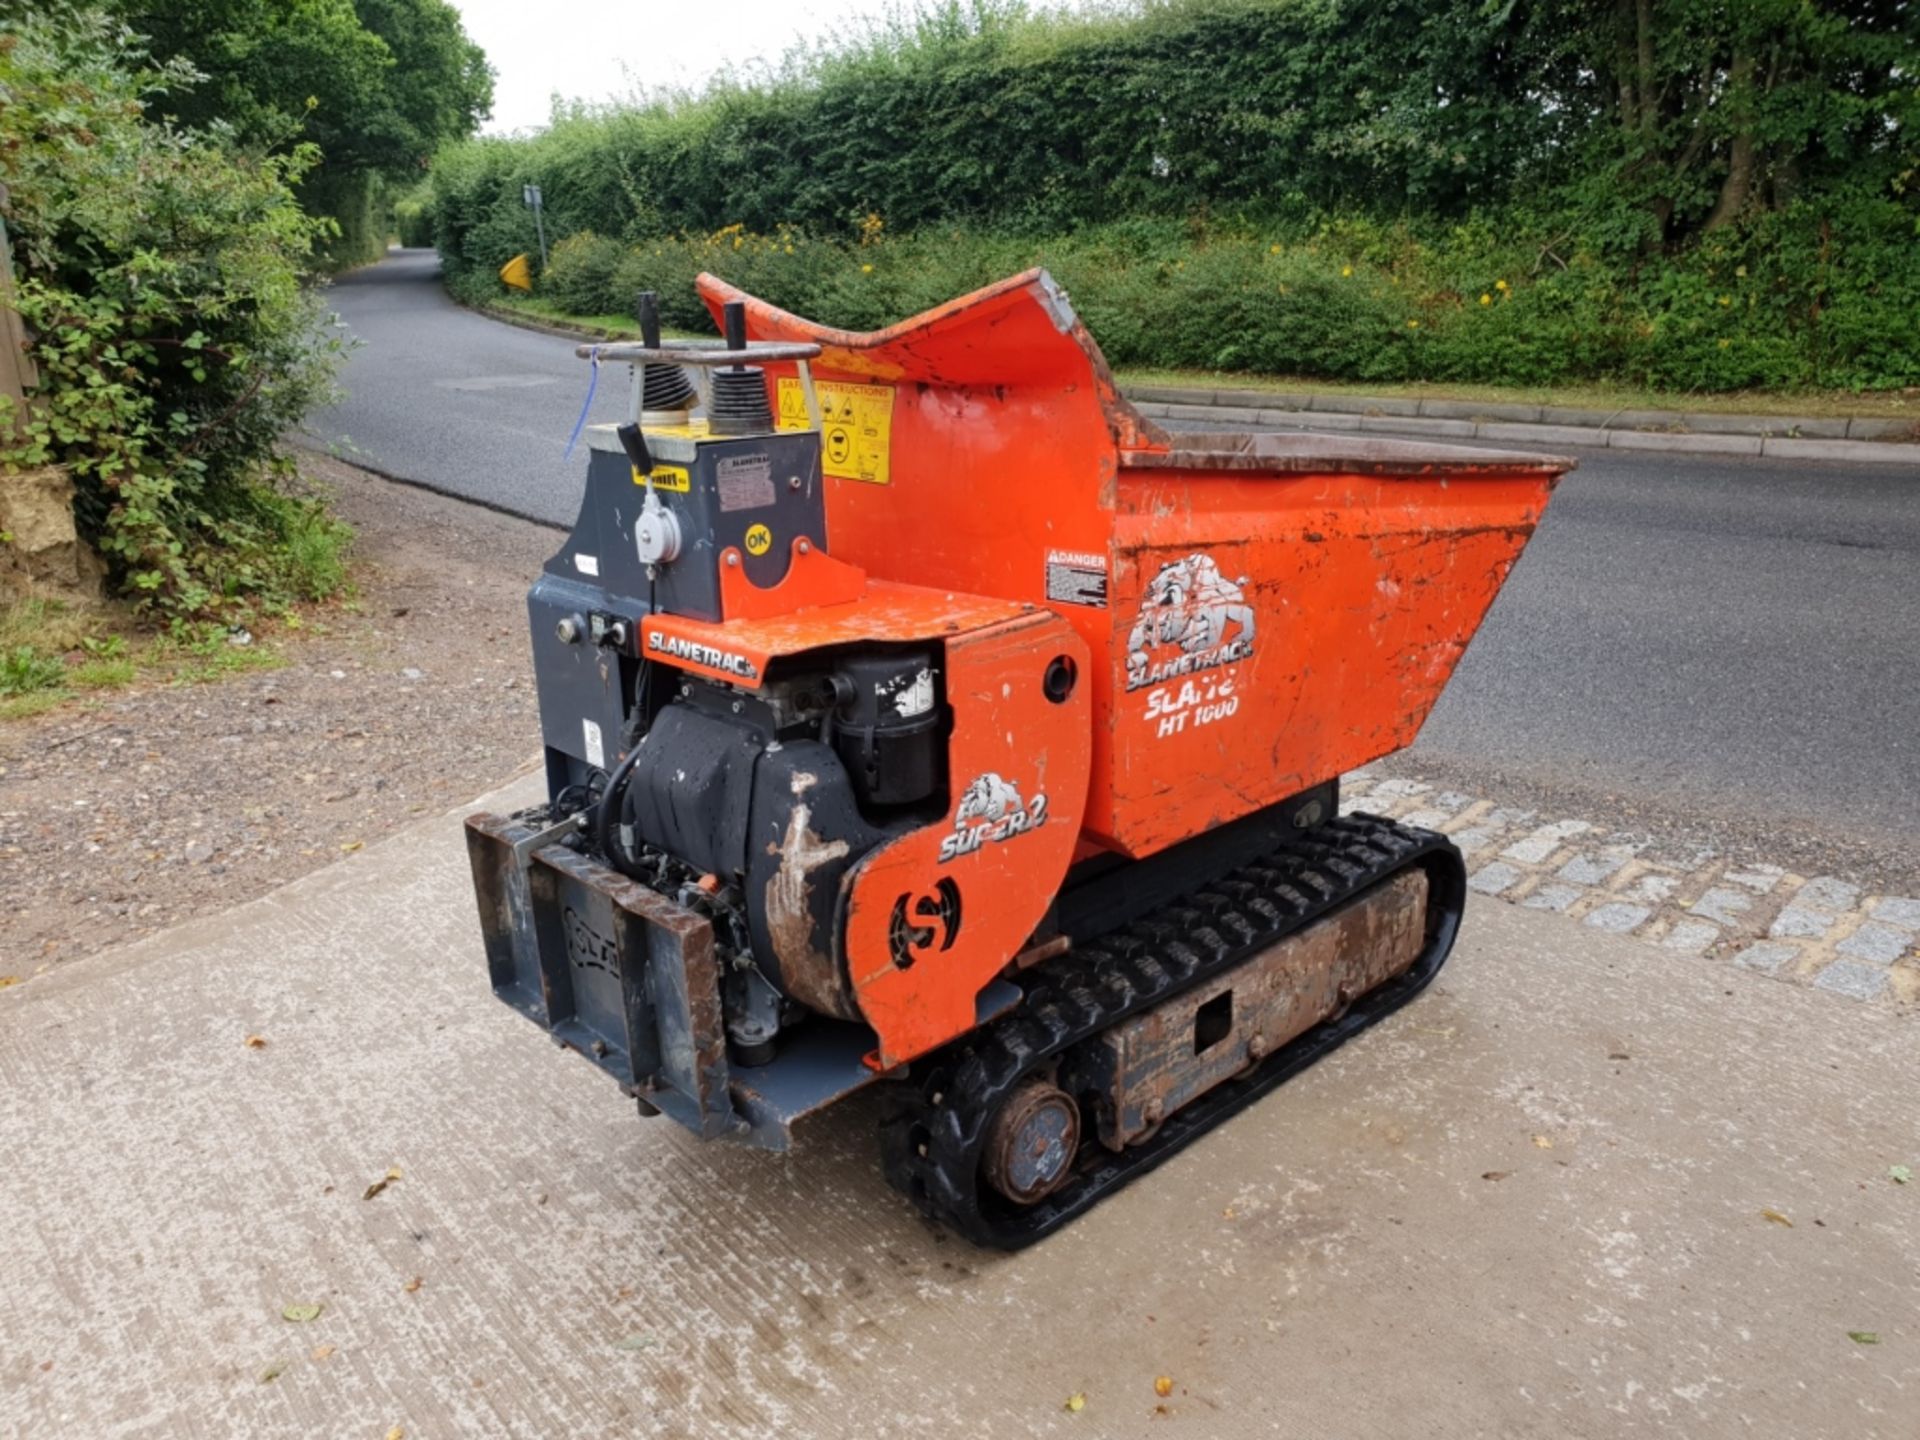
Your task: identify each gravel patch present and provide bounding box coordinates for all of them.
[0,457,555,972]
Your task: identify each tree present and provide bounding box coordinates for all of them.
[351,0,493,174]
[1521,0,1919,248]
[109,0,493,174]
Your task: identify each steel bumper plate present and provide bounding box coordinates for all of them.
[465,812,738,1140]
[466,812,994,1149]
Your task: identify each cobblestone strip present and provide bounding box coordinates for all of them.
[1343,769,1920,1005]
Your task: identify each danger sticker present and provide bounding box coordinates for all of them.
[777,377,894,485]
[1045,549,1108,608]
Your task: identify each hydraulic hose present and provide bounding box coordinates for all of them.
[592,738,645,874]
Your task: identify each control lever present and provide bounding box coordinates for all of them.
[621,421,682,567]
[616,420,652,476]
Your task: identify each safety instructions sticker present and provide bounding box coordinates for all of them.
[1045,548,1109,608]
[777,377,895,485]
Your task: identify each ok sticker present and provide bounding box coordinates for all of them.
[744,523,773,557]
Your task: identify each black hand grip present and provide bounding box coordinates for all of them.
[723,300,746,354]
[636,291,661,348]
[616,421,652,476]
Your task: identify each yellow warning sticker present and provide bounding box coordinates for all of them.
[634,463,690,493]
[744,523,773,557]
[776,377,895,485]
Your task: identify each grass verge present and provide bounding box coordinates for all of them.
[1114,368,1920,421]
[0,592,320,724]
[471,286,1917,423]
[471,292,699,342]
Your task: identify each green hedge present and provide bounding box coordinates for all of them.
[502,209,1920,393]
[1,11,347,620]
[301,169,387,271]
[425,0,1920,392]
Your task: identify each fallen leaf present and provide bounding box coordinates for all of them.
[615,1285,636,1300]
[1607,1051,1631,1061]
[340,840,364,853]
[1064,1393,1087,1413]
[1891,1166,1912,1185]
[363,1165,403,1200]
[244,1034,267,1049]
[385,1428,406,1440]
[1154,1376,1174,1398]
[614,1333,654,1351]
[402,1275,422,1294]
[281,1303,323,1323]
[1531,1135,1554,1150]
[1761,1208,1793,1227]
[310,1344,335,1362]
[259,1361,286,1384]
[1848,1331,1879,1345]
[0,976,21,990]
[1482,1171,1511,1182]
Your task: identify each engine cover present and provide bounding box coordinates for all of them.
[623,700,900,1021]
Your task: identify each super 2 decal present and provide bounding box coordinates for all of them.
[939,772,1049,863]
[1125,551,1258,739]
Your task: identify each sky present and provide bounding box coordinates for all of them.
[449,0,908,134]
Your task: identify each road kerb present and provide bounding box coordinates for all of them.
[1759,435,1920,464]
[1607,429,1764,456]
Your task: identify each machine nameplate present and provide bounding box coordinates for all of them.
[778,377,894,485]
[716,453,776,511]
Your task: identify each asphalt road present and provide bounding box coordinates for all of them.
[311,251,1920,879]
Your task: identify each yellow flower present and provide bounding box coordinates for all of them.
[861,263,873,274]
[1406,319,1420,329]
[1341,265,1353,278]
[784,244,794,254]
[1718,339,1730,348]
[1494,278,1509,292]
[1718,295,1731,306]
[1479,293,1492,305]
[305,95,319,111]
[1269,243,1281,255]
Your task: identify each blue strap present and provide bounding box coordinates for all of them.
[563,346,600,460]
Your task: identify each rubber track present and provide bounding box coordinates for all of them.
[879,813,1467,1249]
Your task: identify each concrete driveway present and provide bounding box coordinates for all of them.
[3,775,1914,1438]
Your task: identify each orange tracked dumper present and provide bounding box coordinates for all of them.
[465,270,1569,1245]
